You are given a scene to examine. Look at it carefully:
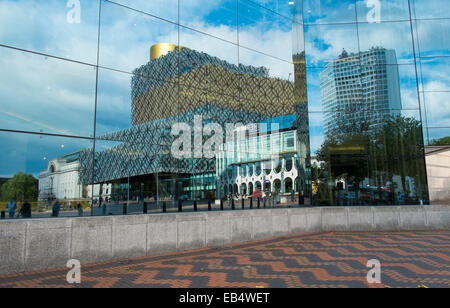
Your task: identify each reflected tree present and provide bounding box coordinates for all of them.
[429,136,450,146]
[374,115,427,201]
[316,112,428,205]
[1,172,38,202]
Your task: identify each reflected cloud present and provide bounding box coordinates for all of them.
[0,110,74,136]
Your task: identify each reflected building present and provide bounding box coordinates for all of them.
[78,44,307,201]
[217,123,301,198]
[38,151,111,202]
[132,44,297,124]
[314,47,430,206]
[2,0,443,212]
[320,47,402,136]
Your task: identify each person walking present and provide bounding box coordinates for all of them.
[52,200,61,217]
[20,200,31,219]
[77,202,83,217]
[397,192,405,205]
[102,201,107,216]
[7,199,17,219]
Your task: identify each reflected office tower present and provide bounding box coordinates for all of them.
[320,47,402,136]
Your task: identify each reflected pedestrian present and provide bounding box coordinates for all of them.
[20,200,31,219]
[7,199,17,219]
[77,202,83,217]
[102,201,107,216]
[397,192,405,205]
[52,200,61,217]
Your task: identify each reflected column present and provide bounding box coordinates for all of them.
[292,0,312,205]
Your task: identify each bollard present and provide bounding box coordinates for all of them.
[163,202,167,213]
[194,201,198,212]
[178,200,183,212]
[231,199,235,210]
[299,195,304,206]
[208,200,212,211]
[143,202,148,214]
[250,198,253,209]
[0,211,5,219]
[220,199,224,211]
[242,198,245,210]
[258,198,261,209]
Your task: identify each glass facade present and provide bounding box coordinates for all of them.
[0,0,448,218]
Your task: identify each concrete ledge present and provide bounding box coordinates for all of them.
[347,207,374,231]
[0,205,449,275]
[0,220,27,274]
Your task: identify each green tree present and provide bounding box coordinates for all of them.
[374,115,427,200]
[317,132,371,183]
[1,172,38,202]
[316,113,428,204]
[429,136,450,146]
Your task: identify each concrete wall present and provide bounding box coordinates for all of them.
[0,205,449,275]
[426,148,450,202]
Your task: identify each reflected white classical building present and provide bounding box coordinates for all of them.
[216,124,301,197]
[38,151,111,202]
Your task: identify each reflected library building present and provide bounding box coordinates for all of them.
[0,0,448,214]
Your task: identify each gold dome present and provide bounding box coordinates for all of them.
[150,43,184,60]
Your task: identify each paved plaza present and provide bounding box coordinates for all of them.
[0,231,449,288]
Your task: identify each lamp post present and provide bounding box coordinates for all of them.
[156,170,159,208]
[121,163,130,206]
[127,172,130,204]
[216,176,221,202]
[294,154,298,200]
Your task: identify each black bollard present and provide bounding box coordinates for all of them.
[194,200,198,212]
[143,202,148,214]
[0,211,5,219]
[208,200,212,211]
[257,198,260,209]
[231,198,235,210]
[242,198,245,210]
[220,199,224,211]
[299,194,304,206]
[178,199,183,212]
[163,202,167,213]
[250,198,253,209]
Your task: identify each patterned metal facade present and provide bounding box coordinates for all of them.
[78,48,308,188]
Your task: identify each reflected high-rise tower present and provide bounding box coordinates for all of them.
[320,47,402,136]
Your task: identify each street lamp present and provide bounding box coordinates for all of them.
[216,175,221,201]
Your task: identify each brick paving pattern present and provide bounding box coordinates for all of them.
[1,231,449,288]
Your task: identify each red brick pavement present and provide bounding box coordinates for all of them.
[0,231,449,288]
